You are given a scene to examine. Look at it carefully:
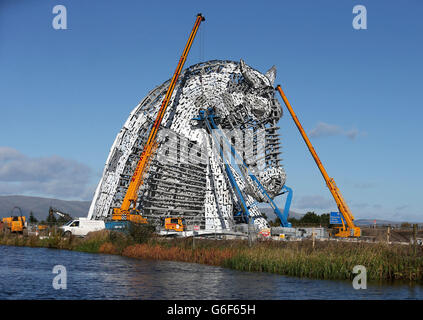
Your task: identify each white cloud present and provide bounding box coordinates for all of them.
[309,122,364,140]
[0,147,95,200]
[353,182,375,189]
[395,205,409,211]
[295,195,334,210]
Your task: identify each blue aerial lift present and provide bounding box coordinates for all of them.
[194,108,292,227]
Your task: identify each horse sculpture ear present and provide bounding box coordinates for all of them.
[265,66,277,86]
[240,59,265,89]
[240,59,274,88]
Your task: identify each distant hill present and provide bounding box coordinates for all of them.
[260,209,423,226]
[259,207,304,221]
[0,195,91,222]
[2,195,419,226]
[0,196,300,223]
[354,219,423,227]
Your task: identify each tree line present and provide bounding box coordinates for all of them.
[28,211,70,225]
[269,212,330,227]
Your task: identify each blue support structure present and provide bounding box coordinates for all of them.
[281,185,293,227]
[194,108,292,227]
[249,175,292,228]
[194,109,253,224]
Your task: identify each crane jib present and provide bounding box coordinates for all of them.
[113,14,205,217]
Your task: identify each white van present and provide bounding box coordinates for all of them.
[59,218,105,237]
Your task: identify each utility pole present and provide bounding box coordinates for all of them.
[192,220,201,249]
[248,219,252,247]
[413,224,417,256]
[387,226,390,244]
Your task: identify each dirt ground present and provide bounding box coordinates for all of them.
[361,226,423,243]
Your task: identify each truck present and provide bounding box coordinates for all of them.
[59,218,140,236]
[59,218,105,237]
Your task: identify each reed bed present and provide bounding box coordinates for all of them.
[224,241,423,281]
[1,229,422,282]
[122,243,234,266]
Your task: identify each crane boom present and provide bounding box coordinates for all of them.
[112,14,205,222]
[276,85,360,237]
[48,207,73,222]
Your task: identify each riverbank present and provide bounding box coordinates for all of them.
[1,227,422,282]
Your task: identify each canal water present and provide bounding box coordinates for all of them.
[0,245,422,300]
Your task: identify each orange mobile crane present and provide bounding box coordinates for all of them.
[276,85,361,237]
[112,14,205,223]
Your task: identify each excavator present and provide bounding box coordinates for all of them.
[275,85,360,237]
[111,14,205,229]
[2,207,27,234]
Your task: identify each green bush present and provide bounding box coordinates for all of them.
[108,230,133,253]
[128,222,155,244]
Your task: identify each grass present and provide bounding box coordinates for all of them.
[1,227,423,282]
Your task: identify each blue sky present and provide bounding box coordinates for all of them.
[1,0,422,221]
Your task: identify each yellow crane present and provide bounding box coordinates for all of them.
[276,85,361,237]
[112,14,205,223]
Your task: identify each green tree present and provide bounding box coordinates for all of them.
[300,212,320,224]
[319,213,330,227]
[287,217,299,226]
[270,217,281,227]
[29,211,38,224]
[46,212,57,226]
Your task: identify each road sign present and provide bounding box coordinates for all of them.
[330,212,345,225]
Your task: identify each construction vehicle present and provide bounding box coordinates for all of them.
[60,218,105,237]
[111,13,205,224]
[276,85,360,237]
[48,207,73,223]
[163,217,186,232]
[194,108,292,228]
[2,207,27,233]
[37,224,48,232]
